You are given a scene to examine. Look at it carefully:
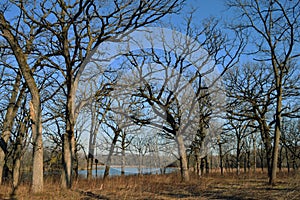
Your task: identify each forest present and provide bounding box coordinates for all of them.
[0,0,299,199]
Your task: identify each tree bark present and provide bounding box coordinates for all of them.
[87,156,94,180]
[73,137,78,181]
[62,79,76,189]
[176,134,189,182]
[260,120,272,177]
[218,141,224,176]
[269,83,282,185]
[29,100,44,193]
[61,133,73,188]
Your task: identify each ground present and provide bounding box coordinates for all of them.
[0,171,299,200]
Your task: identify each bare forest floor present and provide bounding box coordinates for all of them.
[0,170,299,200]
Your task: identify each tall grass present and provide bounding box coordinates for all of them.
[0,170,299,199]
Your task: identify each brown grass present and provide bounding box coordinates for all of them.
[0,171,299,200]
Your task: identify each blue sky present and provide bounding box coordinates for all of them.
[164,0,229,32]
[192,0,226,19]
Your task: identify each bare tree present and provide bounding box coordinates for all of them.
[224,119,251,175]
[281,118,300,169]
[86,103,101,180]
[190,88,212,177]
[114,14,243,181]
[228,0,300,184]
[224,63,276,177]
[0,10,45,193]
[0,69,25,185]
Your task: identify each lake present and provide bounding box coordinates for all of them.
[78,167,177,177]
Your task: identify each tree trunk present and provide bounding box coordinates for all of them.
[194,147,201,177]
[225,156,229,173]
[218,142,223,176]
[286,147,290,173]
[236,140,241,176]
[87,104,100,180]
[176,134,189,182]
[247,150,251,173]
[29,100,44,193]
[200,157,205,176]
[121,133,126,176]
[253,136,257,173]
[260,148,264,172]
[87,137,95,180]
[12,119,26,192]
[87,156,94,180]
[269,86,282,185]
[260,121,272,177]
[73,137,78,181]
[205,156,209,174]
[103,130,120,180]
[278,146,283,172]
[62,133,73,189]
[62,79,76,189]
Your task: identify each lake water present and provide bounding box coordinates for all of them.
[78,167,177,177]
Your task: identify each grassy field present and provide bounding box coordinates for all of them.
[0,171,299,200]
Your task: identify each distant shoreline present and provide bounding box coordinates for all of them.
[79,165,178,170]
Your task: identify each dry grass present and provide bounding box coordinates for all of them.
[0,171,299,200]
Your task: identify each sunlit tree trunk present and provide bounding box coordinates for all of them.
[176,134,189,182]
[0,13,44,193]
[270,72,283,185]
[62,77,77,189]
[62,133,73,188]
[29,100,43,193]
